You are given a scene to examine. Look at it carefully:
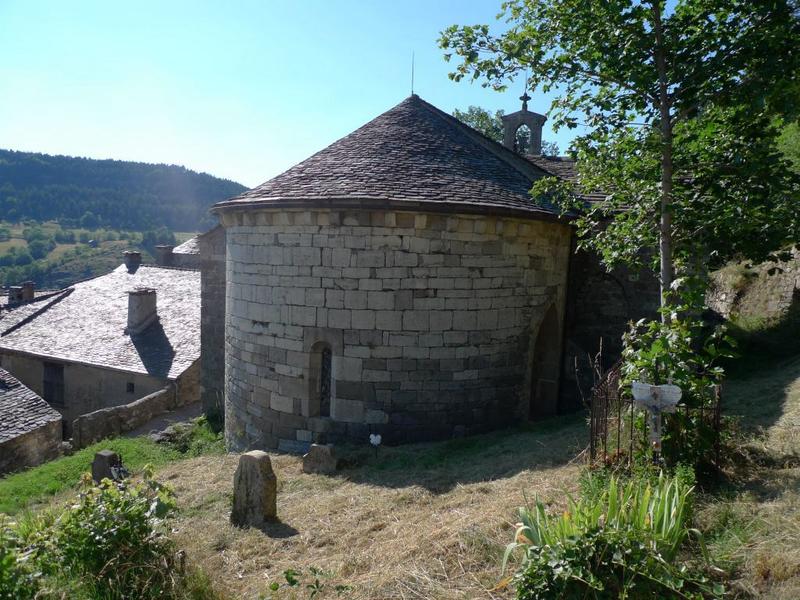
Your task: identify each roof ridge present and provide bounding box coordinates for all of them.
[1,288,74,337]
[411,96,553,183]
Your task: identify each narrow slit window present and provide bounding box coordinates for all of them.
[126,382,135,394]
[319,346,332,418]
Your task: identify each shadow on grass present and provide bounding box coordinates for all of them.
[334,412,587,493]
[722,354,800,434]
[258,519,299,539]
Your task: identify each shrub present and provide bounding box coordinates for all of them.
[621,298,735,469]
[505,473,722,599]
[0,519,39,600]
[27,468,180,599]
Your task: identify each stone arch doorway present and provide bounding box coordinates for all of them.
[530,304,561,420]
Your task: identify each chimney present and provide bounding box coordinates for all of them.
[8,286,23,305]
[126,287,158,334]
[501,92,547,155]
[154,245,174,267]
[124,251,142,273]
[21,281,35,302]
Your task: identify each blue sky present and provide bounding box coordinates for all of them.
[0,1,578,188]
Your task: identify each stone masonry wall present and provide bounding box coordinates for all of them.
[221,208,572,452]
[561,248,661,411]
[199,226,227,418]
[0,419,61,475]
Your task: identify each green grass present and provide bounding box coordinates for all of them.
[0,437,181,515]
[0,417,225,515]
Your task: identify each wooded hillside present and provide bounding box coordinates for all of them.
[0,149,246,231]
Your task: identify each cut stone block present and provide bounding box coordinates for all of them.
[91,449,123,482]
[231,450,277,527]
[302,444,338,475]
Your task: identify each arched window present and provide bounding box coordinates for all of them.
[515,124,532,154]
[309,342,332,418]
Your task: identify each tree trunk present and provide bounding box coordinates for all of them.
[652,1,674,322]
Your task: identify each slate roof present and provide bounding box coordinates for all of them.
[0,367,61,443]
[525,155,607,204]
[0,265,200,380]
[173,236,200,255]
[214,95,563,220]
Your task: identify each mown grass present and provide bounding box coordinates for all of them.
[697,350,800,598]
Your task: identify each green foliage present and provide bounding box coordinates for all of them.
[160,416,226,457]
[141,226,177,252]
[441,0,800,278]
[265,567,352,599]
[0,519,39,600]
[0,471,223,600]
[28,470,178,598]
[0,149,244,231]
[620,297,736,468]
[505,473,721,598]
[0,437,181,515]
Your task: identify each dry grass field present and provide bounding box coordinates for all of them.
[153,353,800,600]
[159,417,586,599]
[697,355,800,599]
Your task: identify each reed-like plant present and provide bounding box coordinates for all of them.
[505,472,699,566]
[503,472,720,598]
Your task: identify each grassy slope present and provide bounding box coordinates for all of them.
[159,417,586,599]
[699,355,800,599]
[0,437,181,514]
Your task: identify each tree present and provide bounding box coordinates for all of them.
[453,105,560,155]
[440,0,800,318]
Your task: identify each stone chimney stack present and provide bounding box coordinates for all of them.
[154,245,174,267]
[21,281,35,302]
[8,286,23,305]
[124,251,142,273]
[126,288,158,334]
[501,92,547,155]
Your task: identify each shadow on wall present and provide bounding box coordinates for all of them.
[332,413,586,494]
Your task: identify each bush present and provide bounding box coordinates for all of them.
[0,520,38,600]
[0,468,219,600]
[505,473,722,599]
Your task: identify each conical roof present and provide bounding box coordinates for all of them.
[214,95,560,219]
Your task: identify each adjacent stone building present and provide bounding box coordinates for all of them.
[0,254,201,435]
[0,366,62,474]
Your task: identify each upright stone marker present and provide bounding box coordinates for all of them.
[231,450,277,527]
[302,444,338,475]
[91,449,120,482]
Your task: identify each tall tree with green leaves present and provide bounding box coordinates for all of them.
[441,0,800,319]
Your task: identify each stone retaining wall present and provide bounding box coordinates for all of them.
[0,420,62,475]
[71,360,200,449]
[221,208,572,452]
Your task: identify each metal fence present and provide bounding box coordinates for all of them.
[582,354,722,467]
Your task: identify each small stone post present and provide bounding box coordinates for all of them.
[302,444,338,475]
[91,449,120,482]
[231,451,277,527]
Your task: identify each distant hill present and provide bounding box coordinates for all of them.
[0,149,247,231]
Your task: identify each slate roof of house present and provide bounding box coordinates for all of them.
[0,265,200,380]
[214,95,564,220]
[0,367,61,443]
[173,236,200,255]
